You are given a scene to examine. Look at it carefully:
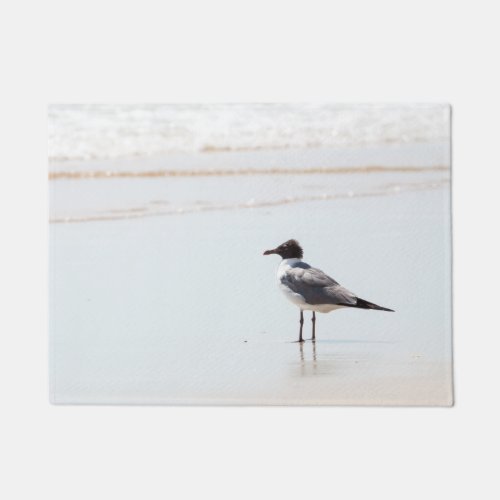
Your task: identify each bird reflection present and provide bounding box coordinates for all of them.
[298,340,318,376]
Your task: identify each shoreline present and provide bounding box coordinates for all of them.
[49,164,448,181]
[50,178,449,224]
[48,142,450,175]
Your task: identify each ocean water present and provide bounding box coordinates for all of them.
[48,104,450,224]
[48,103,450,161]
[48,104,452,405]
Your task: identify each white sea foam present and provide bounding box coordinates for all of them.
[48,103,450,162]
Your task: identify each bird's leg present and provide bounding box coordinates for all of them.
[311,311,316,341]
[299,310,304,342]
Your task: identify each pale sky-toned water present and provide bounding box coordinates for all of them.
[49,142,449,223]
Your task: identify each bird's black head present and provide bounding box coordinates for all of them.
[263,239,304,259]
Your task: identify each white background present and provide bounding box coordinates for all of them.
[1,1,499,498]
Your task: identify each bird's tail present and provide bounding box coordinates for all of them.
[355,298,394,312]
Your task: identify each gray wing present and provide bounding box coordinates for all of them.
[281,266,357,306]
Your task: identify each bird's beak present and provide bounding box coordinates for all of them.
[263,248,277,255]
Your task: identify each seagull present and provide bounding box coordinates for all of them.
[263,239,394,342]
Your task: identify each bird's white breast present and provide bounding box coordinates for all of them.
[277,258,306,307]
[276,258,302,279]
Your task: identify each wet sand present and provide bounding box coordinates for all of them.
[49,157,452,404]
